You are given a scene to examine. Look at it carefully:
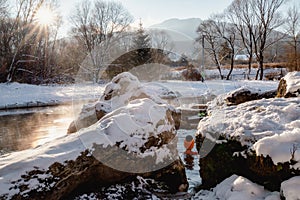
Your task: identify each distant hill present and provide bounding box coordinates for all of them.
[148,18,202,59]
[149,18,202,40]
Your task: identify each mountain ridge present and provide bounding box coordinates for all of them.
[149,18,202,40]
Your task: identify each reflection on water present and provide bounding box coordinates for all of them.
[177,129,201,193]
[0,105,80,153]
[184,154,195,170]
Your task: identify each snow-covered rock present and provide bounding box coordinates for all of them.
[281,176,300,200]
[207,86,276,109]
[100,72,164,109]
[68,72,179,134]
[194,175,280,200]
[198,97,300,155]
[277,71,300,98]
[197,97,300,170]
[196,91,300,191]
[0,98,187,199]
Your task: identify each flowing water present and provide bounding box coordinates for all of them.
[0,104,201,197]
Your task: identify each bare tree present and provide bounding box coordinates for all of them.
[227,0,256,79]
[150,29,174,51]
[197,19,224,79]
[213,13,239,80]
[3,0,62,83]
[285,4,300,71]
[251,0,286,80]
[70,0,133,82]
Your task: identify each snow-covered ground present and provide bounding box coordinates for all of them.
[0,82,105,110]
[0,79,278,111]
[0,76,289,200]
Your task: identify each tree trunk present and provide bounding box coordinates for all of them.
[226,53,234,80]
[259,54,264,80]
[213,53,223,80]
[255,64,260,80]
[247,55,252,80]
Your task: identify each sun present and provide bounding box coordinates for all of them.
[34,6,55,27]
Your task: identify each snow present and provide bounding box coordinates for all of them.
[284,71,300,95]
[0,71,288,199]
[80,98,174,155]
[98,72,168,111]
[0,77,278,112]
[0,133,84,197]
[0,82,105,110]
[253,128,300,168]
[281,176,300,200]
[194,175,280,200]
[197,97,300,168]
[0,97,177,197]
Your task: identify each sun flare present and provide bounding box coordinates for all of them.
[34,6,55,26]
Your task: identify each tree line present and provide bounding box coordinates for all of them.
[0,0,299,84]
[197,0,300,80]
[0,0,172,84]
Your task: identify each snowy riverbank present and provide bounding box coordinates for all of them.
[0,80,278,110]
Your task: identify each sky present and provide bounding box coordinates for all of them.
[115,0,234,26]
[58,0,233,27]
[52,0,299,37]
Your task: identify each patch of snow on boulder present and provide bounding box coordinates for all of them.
[253,128,300,168]
[100,72,165,110]
[194,175,280,200]
[281,176,300,200]
[285,71,300,95]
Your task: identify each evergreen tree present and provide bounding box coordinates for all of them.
[131,20,152,66]
[133,20,151,49]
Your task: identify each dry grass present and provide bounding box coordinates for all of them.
[171,63,288,71]
[222,62,287,69]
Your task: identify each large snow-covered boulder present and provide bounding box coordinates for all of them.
[277,71,300,98]
[68,72,180,133]
[0,98,187,199]
[196,96,300,191]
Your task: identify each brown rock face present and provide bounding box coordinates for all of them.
[182,65,204,81]
[225,88,276,106]
[8,148,187,200]
[276,78,288,98]
[196,136,300,192]
[276,78,299,98]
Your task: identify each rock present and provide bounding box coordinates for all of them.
[277,72,300,98]
[68,72,181,134]
[1,98,188,199]
[181,65,204,81]
[194,175,280,199]
[280,176,300,200]
[196,137,299,191]
[67,102,110,134]
[225,86,276,106]
[196,97,300,191]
